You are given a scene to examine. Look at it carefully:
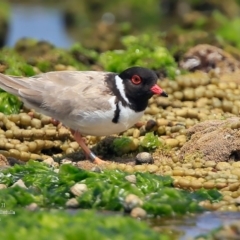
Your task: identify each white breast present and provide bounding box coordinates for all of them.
[65,96,144,136]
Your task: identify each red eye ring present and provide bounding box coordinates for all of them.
[131,75,142,85]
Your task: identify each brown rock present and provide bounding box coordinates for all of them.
[179,44,240,75]
[0,154,9,167]
[180,117,240,162]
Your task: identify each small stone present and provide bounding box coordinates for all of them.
[216,162,231,171]
[133,129,140,138]
[125,175,136,184]
[0,154,9,167]
[130,207,147,218]
[165,138,179,148]
[43,157,55,166]
[146,164,158,173]
[26,203,39,211]
[124,165,134,174]
[11,179,27,189]
[178,178,190,188]
[70,183,88,197]
[124,194,143,212]
[0,184,7,189]
[91,166,102,173]
[65,198,79,208]
[234,196,240,205]
[204,160,216,167]
[145,120,157,131]
[135,152,153,164]
[61,158,73,165]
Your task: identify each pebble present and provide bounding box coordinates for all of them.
[0,184,7,189]
[70,183,88,197]
[25,203,39,211]
[135,152,153,164]
[11,179,27,189]
[91,166,103,173]
[124,194,143,212]
[0,154,9,167]
[65,198,79,208]
[204,161,216,168]
[130,207,147,218]
[61,159,73,165]
[125,175,137,184]
[165,138,179,148]
[146,164,158,173]
[216,162,231,171]
[43,157,55,166]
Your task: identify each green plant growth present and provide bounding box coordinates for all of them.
[214,11,240,49]
[112,137,133,155]
[0,161,222,216]
[140,132,161,151]
[0,209,170,240]
[0,48,36,76]
[0,89,22,114]
[99,34,178,78]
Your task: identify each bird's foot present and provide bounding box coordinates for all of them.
[71,129,107,164]
[89,152,106,165]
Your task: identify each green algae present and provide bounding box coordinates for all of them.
[70,43,99,64]
[0,89,22,114]
[12,39,95,72]
[112,137,133,155]
[99,34,178,78]
[140,132,161,151]
[112,132,162,155]
[0,161,221,216]
[213,11,240,49]
[0,209,169,240]
[0,48,36,76]
[0,48,26,114]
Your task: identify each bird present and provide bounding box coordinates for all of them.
[0,66,168,164]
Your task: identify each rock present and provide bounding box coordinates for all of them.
[130,207,147,218]
[124,194,143,212]
[66,198,79,208]
[145,119,157,132]
[0,154,9,167]
[70,183,88,197]
[61,158,73,165]
[26,203,39,211]
[43,157,55,166]
[7,157,25,166]
[11,179,27,189]
[0,184,7,189]
[180,117,240,162]
[179,44,240,75]
[125,175,136,184]
[91,166,102,173]
[135,152,153,164]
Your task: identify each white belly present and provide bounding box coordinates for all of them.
[64,96,144,136]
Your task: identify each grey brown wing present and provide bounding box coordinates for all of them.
[0,71,116,118]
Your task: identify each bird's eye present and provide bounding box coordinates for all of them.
[131,75,142,85]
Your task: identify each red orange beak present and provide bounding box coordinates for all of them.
[150,84,168,97]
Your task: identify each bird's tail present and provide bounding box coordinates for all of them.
[0,73,29,96]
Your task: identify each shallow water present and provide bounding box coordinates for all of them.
[67,209,240,239]
[6,3,73,48]
[151,211,240,239]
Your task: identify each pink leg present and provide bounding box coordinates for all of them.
[71,130,105,164]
